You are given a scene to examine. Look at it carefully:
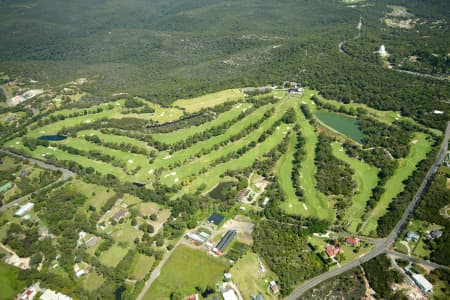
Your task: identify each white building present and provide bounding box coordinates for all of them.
[15,203,34,217]
[412,274,433,293]
[378,45,387,57]
[222,289,239,300]
[433,110,444,115]
[40,289,73,300]
[186,232,205,243]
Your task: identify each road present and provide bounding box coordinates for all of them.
[0,149,74,212]
[287,122,450,300]
[386,250,449,270]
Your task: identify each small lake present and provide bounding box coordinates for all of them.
[314,110,365,143]
[38,135,67,141]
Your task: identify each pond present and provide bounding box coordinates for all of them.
[314,110,365,143]
[38,135,67,141]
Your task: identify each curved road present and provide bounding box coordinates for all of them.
[287,122,450,299]
[0,149,74,212]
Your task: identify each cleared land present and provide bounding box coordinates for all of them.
[361,132,432,235]
[230,252,277,300]
[144,245,228,300]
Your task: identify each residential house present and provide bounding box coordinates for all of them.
[269,281,280,294]
[404,231,420,242]
[326,244,343,258]
[344,237,360,247]
[113,209,127,221]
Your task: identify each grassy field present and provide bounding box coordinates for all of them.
[230,252,277,300]
[152,103,252,144]
[83,270,105,292]
[361,132,432,235]
[172,89,243,112]
[131,254,155,280]
[144,245,228,300]
[0,263,25,300]
[99,244,130,268]
[331,142,379,232]
[71,180,115,211]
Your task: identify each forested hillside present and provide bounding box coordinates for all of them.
[0,0,449,128]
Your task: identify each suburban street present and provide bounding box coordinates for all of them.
[287,122,450,300]
[0,149,75,212]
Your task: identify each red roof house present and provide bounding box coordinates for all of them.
[344,237,360,247]
[326,244,343,258]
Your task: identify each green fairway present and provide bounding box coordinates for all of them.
[331,142,378,232]
[160,99,293,186]
[361,132,432,235]
[277,132,299,212]
[79,129,153,150]
[144,245,228,300]
[135,103,274,180]
[152,103,252,144]
[185,123,290,193]
[172,89,243,112]
[287,96,334,221]
[0,263,25,300]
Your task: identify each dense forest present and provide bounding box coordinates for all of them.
[0,0,449,129]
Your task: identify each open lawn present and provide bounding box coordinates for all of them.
[71,180,115,211]
[0,263,25,300]
[112,220,143,246]
[230,252,277,300]
[144,245,228,300]
[131,253,155,280]
[331,142,379,232]
[98,244,129,268]
[361,132,432,235]
[83,270,105,292]
[172,89,243,112]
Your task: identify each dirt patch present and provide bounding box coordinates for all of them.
[218,217,255,245]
